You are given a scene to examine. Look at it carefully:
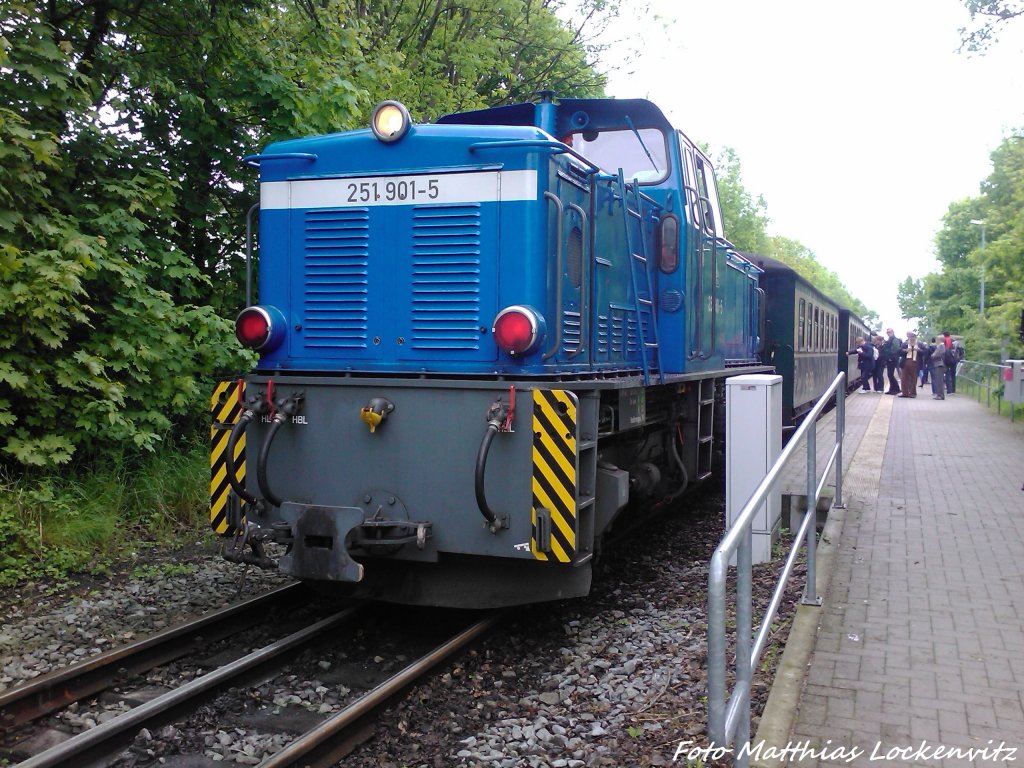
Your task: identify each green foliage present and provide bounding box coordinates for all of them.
[1,3,252,466]
[131,561,196,580]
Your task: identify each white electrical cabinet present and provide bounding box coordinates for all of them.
[1005,360,1024,404]
[725,374,783,565]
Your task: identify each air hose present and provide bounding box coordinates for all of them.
[475,398,510,533]
[256,415,285,508]
[226,412,258,506]
[255,392,304,509]
[668,422,690,500]
[475,423,500,528]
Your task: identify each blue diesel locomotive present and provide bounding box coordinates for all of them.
[210,95,771,608]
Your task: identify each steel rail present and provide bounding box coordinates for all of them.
[0,582,307,728]
[258,612,504,768]
[17,604,364,768]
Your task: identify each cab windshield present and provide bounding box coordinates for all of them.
[564,127,669,184]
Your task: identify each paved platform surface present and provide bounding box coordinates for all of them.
[776,387,879,522]
[762,387,1024,767]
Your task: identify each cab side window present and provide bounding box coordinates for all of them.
[693,153,724,237]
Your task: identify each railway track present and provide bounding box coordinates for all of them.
[258,613,502,768]
[0,582,309,730]
[4,590,502,767]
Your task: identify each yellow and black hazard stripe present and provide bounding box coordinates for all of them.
[531,389,578,562]
[210,381,245,535]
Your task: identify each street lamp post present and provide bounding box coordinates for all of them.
[970,219,986,316]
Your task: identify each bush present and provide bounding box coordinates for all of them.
[0,439,211,587]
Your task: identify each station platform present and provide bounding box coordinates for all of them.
[754,387,1024,767]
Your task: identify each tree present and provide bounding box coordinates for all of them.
[960,0,1024,50]
[921,133,1024,360]
[715,147,772,255]
[349,0,614,118]
[765,236,872,318]
[897,276,927,325]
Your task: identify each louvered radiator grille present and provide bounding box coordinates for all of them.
[302,209,369,349]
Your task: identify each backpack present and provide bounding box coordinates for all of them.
[943,345,955,367]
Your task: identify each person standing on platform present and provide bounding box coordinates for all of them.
[942,331,959,394]
[899,332,926,397]
[882,328,901,394]
[871,335,885,391]
[930,341,947,400]
[856,336,875,392]
[919,337,931,387]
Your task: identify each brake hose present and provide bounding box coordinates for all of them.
[256,415,285,508]
[475,399,510,533]
[475,423,500,528]
[226,412,258,506]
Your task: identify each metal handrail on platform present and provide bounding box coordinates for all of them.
[707,372,847,764]
[957,360,1016,422]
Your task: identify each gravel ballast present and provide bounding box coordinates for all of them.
[1,488,802,767]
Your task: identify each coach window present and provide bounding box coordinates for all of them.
[568,127,668,184]
[805,301,811,350]
[809,303,815,348]
[798,298,806,350]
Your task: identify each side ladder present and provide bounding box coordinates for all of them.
[617,170,662,385]
[696,377,715,481]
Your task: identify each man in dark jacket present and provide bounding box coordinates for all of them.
[881,328,901,394]
[942,331,960,394]
[856,336,875,392]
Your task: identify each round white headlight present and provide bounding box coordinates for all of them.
[371,101,411,143]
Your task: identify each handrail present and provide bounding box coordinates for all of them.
[958,359,1016,421]
[242,152,317,167]
[245,203,259,308]
[565,202,589,359]
[707,372,847,763]
[681,181,702,360]
[541,192,565,360]
[467,140,602,175]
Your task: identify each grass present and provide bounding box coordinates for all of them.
[0,438,209,588]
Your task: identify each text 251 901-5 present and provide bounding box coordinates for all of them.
[347,178,440,203]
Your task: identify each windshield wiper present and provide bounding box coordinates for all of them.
[625,115,659,172]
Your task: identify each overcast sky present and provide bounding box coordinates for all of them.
[604,0,1024,332]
